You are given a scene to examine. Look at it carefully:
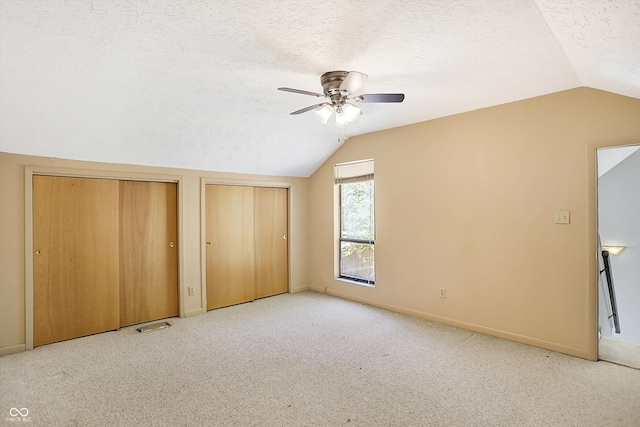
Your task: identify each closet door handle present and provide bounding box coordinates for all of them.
[283,235,287,240]
[206,241,211,246]
[169,241,174,248]
[35,249,43,255]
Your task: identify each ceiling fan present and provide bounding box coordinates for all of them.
[278,71,404,127]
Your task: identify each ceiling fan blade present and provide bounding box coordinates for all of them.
[340,71,368,93]
[356,93,405,103]
[290,102,330,115]
[278,87,325,98]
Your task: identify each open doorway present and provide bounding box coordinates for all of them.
[597,144,640,369]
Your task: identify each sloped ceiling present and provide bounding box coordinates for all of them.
[1,0,639,177]
[598,144,640,177]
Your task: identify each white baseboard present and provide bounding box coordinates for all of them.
[184,308,204,318]
[312,287,590,360]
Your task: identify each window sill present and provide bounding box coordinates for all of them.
[336,277,375,288]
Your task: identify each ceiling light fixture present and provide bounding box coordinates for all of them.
[314,102,361,127]
[279,70,403,127]
[314,104,334,124]
[342,103,361,122]
[335,107,348,128]
[602,245,625,256]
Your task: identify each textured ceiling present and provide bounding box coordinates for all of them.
[598,144,640,176]
[1,0,639,177]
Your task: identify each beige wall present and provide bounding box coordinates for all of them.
[308,87,640,360]
[2,87,638,360]
[0,153,309,355]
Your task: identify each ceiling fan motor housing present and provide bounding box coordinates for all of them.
[320,71,349,104]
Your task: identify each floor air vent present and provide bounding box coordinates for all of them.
[137,321,171,333]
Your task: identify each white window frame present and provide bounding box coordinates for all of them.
[335,159,375,286]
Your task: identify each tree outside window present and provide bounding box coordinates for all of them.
[338,168,374,284]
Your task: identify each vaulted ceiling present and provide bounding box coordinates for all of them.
[1,0,639,177]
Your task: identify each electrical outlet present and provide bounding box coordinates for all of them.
[188,287,195,296]
[554,210,570,224]
[439,287,446,298]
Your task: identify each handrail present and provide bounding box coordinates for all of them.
[601,250,621,334]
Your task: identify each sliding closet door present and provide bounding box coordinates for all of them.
[254,187,289,299]
[33,176,120,346]
[205,185,255,309]
[119,181,178,327]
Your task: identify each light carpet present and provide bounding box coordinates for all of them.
[1,291,639,426]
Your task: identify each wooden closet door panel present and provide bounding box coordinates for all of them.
[205,185,255,309]
[119,181,178,327]
[254,187,289,299]
[33,176,120,346]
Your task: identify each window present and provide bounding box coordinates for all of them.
[335,160,374,285]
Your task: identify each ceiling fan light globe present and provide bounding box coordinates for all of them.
[343,103,361,122]
[315,104,334,124]
[335,111,348,127]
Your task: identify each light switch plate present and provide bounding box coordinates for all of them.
[554,210,570,224]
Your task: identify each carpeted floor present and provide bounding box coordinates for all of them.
[1,291,639,426]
